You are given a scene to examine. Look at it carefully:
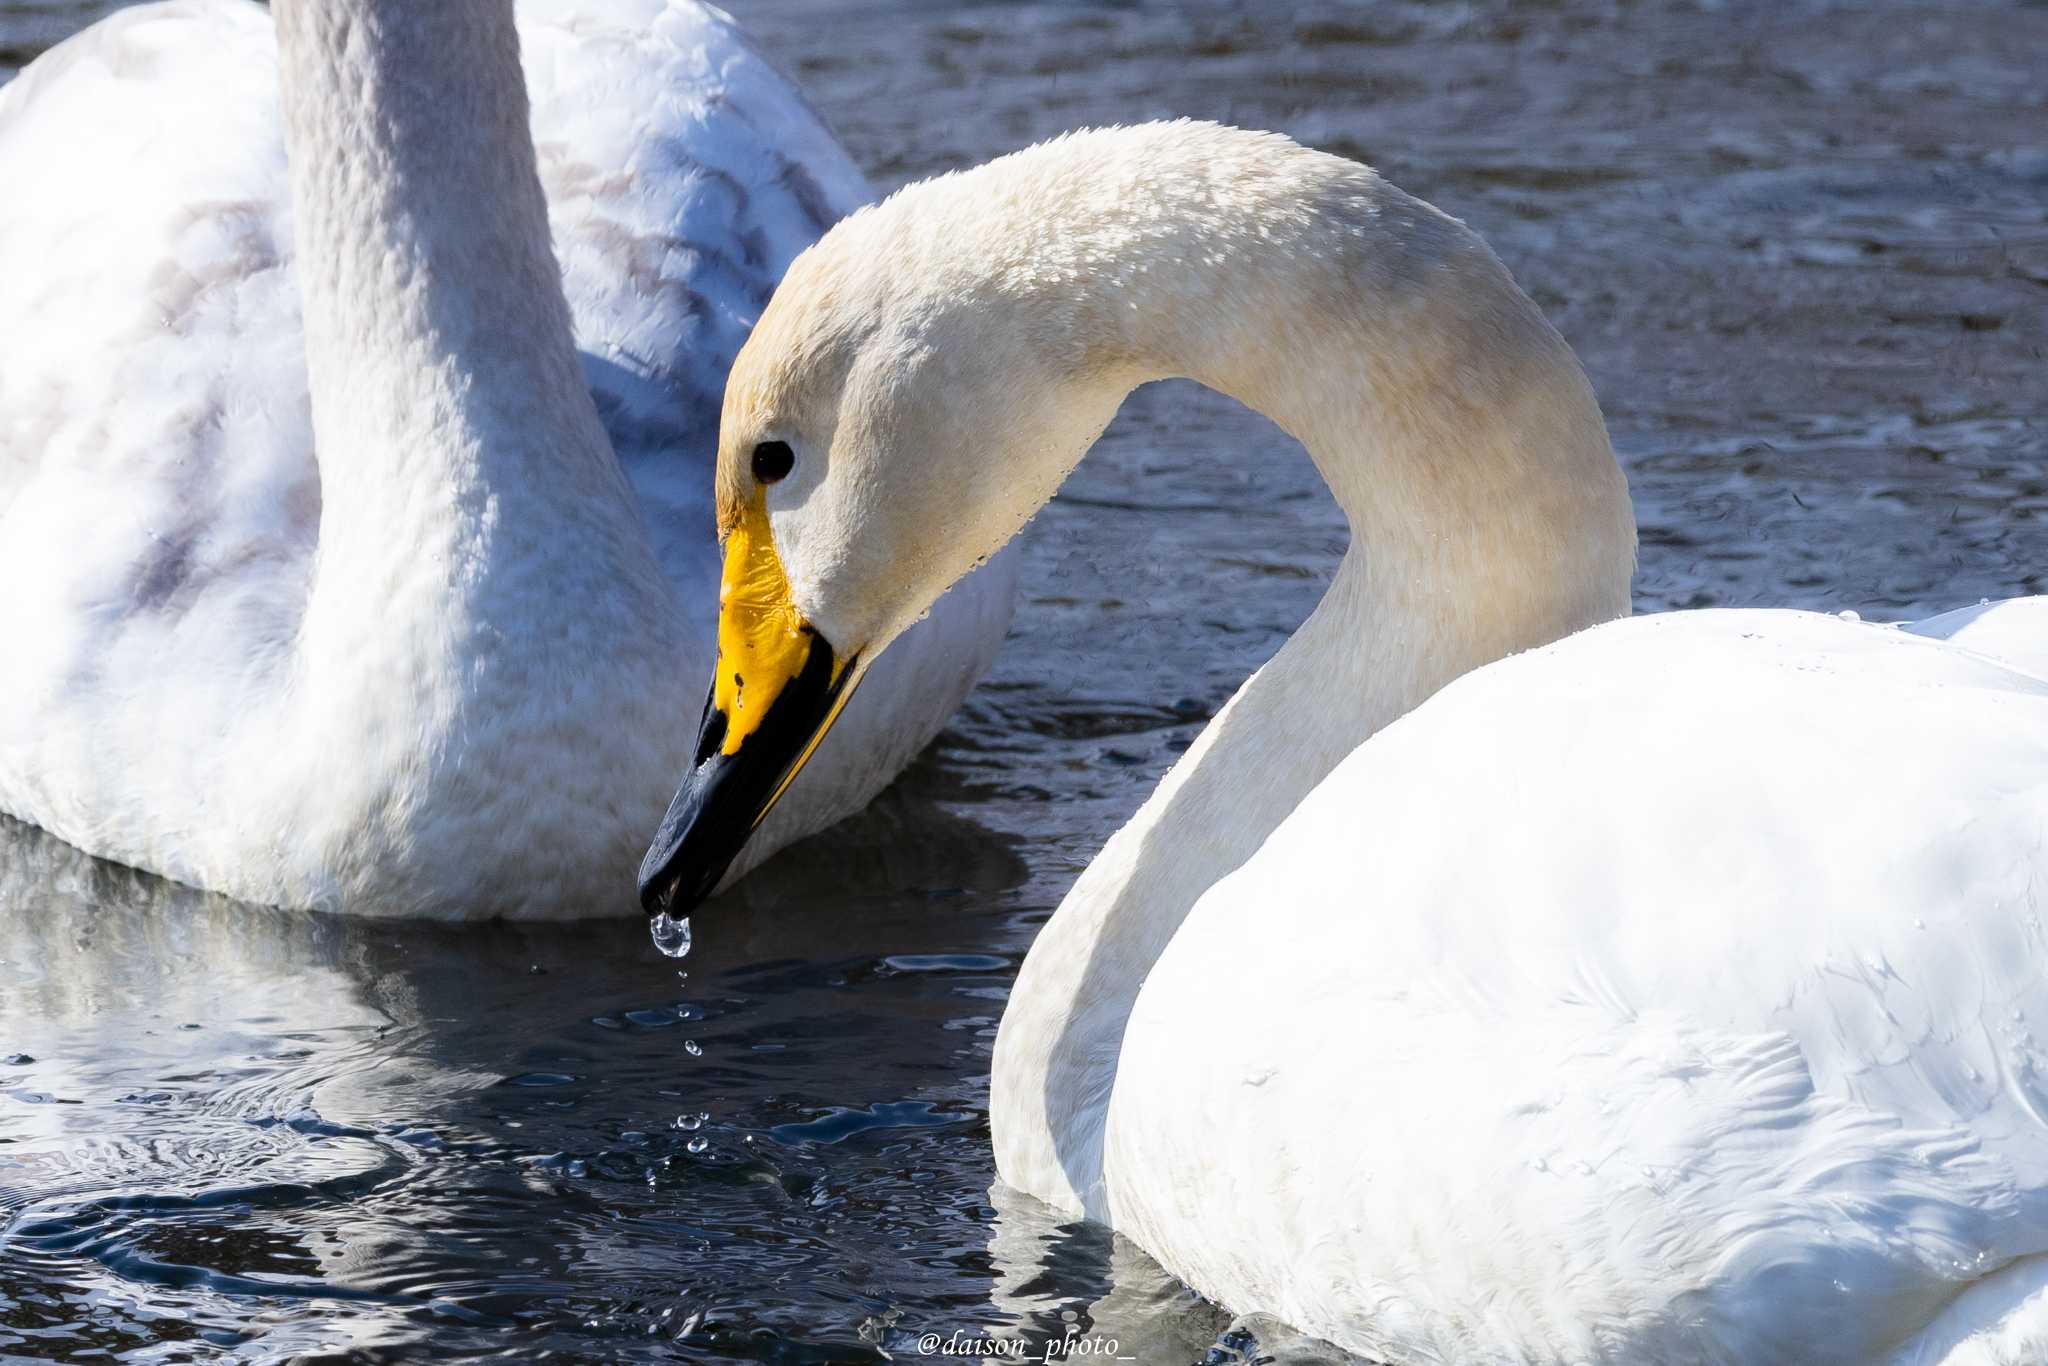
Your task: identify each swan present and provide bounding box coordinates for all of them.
[0,0,1014,918]
[637,121,2048,1363]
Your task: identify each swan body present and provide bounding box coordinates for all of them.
[641,121,2048,1361]
[1906,597,2048,679]
[1114,605,2048,1365]
[0,0,1013,917]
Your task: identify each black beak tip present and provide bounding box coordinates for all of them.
[636,634,857,924]
[635,855,688,919]
[636,851,717,919]
[636,776,732,919]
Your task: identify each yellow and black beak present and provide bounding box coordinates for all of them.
[637,499,863,916]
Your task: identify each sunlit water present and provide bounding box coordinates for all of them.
[3,0,2045,1361]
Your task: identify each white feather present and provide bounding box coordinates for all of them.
[720,121,2048,1361]
[0,0,1015,918]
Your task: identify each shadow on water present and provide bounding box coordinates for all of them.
[1,791,1339,1362]
[1,793,1040,1361]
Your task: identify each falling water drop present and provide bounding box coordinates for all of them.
[686,1136,710,1155]
[649,912,693,960]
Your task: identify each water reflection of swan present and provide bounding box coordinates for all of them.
[642,122,2048,1363]
[979,1181,1334,1365]
[0,784,1032,1356]
[0,0,1012,918]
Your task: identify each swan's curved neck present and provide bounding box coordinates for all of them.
[279,0,628,524]
[275,0,672,639]
[260,0,682,889]
[988,160,1636,1215]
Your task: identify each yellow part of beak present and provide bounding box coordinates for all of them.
[713,495,819,756]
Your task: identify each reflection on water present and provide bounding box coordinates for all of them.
[0,798,1311,1360]
[4,0,2046,1360]
[2,801,1058,1361]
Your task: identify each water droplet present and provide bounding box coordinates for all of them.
[1837,609,1861,622]
[684,1039,703,1057]
[649,912,693,960]
[675,1112,706,1132]
[686,1136,709,1154]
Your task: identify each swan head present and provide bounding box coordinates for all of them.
[634,119,1630,914]
[637,137,1147,914]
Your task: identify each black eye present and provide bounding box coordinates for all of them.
[751,440,795,484]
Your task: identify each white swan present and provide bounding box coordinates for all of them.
[0,0,1014,918]
[639,122,2048,1363]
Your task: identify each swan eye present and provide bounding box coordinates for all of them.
[751,441,795,485]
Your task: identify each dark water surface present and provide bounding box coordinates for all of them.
[3,0,2046,1361]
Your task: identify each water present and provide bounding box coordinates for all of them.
[648,913,693,962]
[3,0,2045,1361]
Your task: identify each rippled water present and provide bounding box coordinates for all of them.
[4,0,2046,1361]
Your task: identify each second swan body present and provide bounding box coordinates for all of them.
[641,122,2048,1363]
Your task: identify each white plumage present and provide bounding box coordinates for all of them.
[683,121,2048,1362]
[1907,597,2048,679]
[0,0,1014,917]
[1112,606,2048,1365]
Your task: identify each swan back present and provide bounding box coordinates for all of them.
[1110,609,2048,1363]
[1905,597,2048,680]
[0,3,312,888]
